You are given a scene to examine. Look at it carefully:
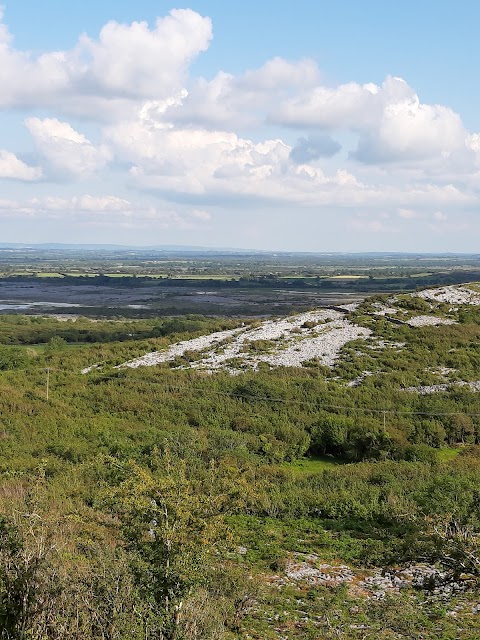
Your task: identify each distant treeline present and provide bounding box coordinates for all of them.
[3,270,480,291]
[0,315,237,346]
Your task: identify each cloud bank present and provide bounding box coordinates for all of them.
[0,6,479,248]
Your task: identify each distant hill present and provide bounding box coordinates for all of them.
[0,243,251,253]
[0,243,479,258]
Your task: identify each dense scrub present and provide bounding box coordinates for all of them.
[0,314,240,346]
[1,302,480,637]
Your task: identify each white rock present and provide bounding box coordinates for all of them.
[416,285,480,306]
[114,310,372,374]
[407,315,456,327]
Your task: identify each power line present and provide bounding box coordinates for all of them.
[1,364,479,419]
[108,378,480,419]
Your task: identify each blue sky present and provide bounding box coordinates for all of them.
[0,1,479,251]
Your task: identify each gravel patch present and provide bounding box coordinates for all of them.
[407,315,457,327]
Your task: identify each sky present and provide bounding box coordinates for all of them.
[0,1,479,252]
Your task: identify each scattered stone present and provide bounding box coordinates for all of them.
[113,310,372,374]
[347,371,373,387]
[81,363,102,374]
[426,366,457,378]
[405,380,480,394]
[276,555,466,602]
[285,561,354,585]
[372,304,400,316]
[404,383,450,394]
[368,339,405,351]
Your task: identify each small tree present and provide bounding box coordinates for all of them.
[105,452,234,640]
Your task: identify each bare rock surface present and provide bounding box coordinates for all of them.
[416,285,480,305]
[117,309,372,373]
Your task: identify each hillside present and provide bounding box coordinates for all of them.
[2,284,480,638]
[84,282,480,393]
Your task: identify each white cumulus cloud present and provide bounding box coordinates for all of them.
[103,110,476,210]
[161,58,321,129]
[25,118,111,177]
[272,75,472,166]
[0,150,42,181]
[0,8,212,118]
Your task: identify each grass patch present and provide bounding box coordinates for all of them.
[279,455,345,475]
[437,447,463,462]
